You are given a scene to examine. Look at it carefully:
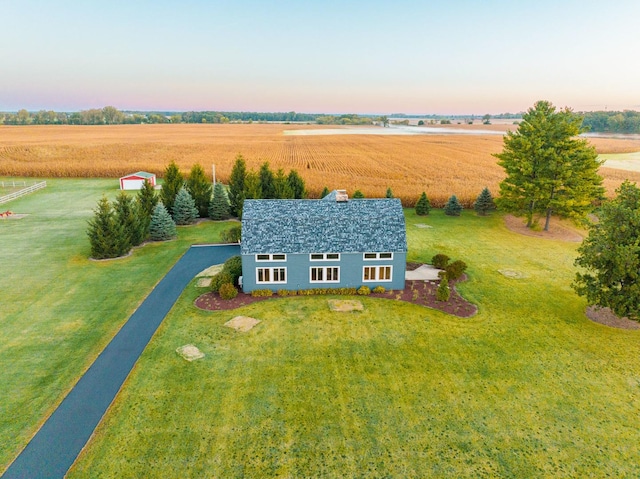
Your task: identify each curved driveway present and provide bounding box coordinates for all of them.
[2,244,240,479]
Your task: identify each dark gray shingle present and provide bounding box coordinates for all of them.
[241,197,407,254]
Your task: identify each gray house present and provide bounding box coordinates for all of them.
[240,191,407,293]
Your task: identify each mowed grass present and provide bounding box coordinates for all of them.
[67,210,640,478]
[0,178,234,469]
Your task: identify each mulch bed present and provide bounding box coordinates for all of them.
[585,305,640,330]
[194,277,477,318]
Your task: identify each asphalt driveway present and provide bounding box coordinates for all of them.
[2,244,240,479]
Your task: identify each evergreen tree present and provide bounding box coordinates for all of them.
[495,100,604,231]
[160,160,184,218]
[436,274,450,301]
[87,196,129,259]
[149,203,177,241]
[385,187,394,198]
[172,187,199,225]
[353,190,365,199]
[137,178,157,241]
[243,170,262,202]
[113,192,137,248]
[209,182,231,220]
[415,192,431,216]
[186,163,212,218]
[228,154,247,217]
[287,169,306,199]
[444,195,463,216]
[259,161,277,199]
[320,186,330,198]
[473,187,496,216]
[573,181,640,320]
[274,168,294,198]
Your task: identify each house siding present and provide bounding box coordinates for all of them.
[241,252,406,292]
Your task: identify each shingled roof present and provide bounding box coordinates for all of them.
[241,196,407,255]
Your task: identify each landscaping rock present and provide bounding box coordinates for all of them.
[225,316,261,332]
[176,344,205,361]
[328,299,364,312]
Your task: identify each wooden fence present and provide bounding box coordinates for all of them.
[0,181,47,205]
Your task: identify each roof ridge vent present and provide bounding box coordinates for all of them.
[335,190,348,202]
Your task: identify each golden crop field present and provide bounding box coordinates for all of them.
[1,124,640,207]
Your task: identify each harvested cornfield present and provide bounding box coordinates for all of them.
[1,124,639,207]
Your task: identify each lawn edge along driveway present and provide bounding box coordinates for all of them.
[2,244,239,479]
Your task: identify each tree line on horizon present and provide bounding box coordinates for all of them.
[0,107,375,126]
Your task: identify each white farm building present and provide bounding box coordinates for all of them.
[119,172,156,190]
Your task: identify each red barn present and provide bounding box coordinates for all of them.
[119,172,156,190]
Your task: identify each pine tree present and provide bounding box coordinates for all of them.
[149,203,177,241]
[228,154,247,217]
[113,192,137,248]
[385,187,394,198]
[137,178,157,241]
[474,187,496,216]
[287,169,306,199]
[186,163,212,218]
[259,162,277,199]
[415,192,431,216]
[243,171,262,201]
[160,161,184,218]
[274,168,294,198]
[320,186,330,198]
[353,190,365,199]
[87,196,129,259]
[209,182,231,220]
[495,100,604,231]
[172,187,199,225]
[444,195,463,216]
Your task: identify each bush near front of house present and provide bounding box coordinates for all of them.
[431,254,450,269]
[210,255,243,292]
[445,260,468,280]
[219,283,238,300]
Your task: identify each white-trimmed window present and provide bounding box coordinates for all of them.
[310,266,340,283]
[310,253,340,261]
[256,267,287,284]
[363,265,393,282]
[255,253,287,262]
[363,252,393,260]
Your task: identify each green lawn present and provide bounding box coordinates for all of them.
[0,178,234,469]
[59,209,640,477]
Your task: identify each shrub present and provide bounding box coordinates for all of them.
[223,255,242,285]
[210,272,233,293]
[431,254,450,269]
[436,275,450,301]
[372,286,386,294]
[357,286,371,295]
[277,289,290,296]
[251,289,273,297]
[445,260,468,280]
[219,282,238,300]
[221,224,241,243]
[352,190,365,199]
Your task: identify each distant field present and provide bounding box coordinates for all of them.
[1,124,640,206]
